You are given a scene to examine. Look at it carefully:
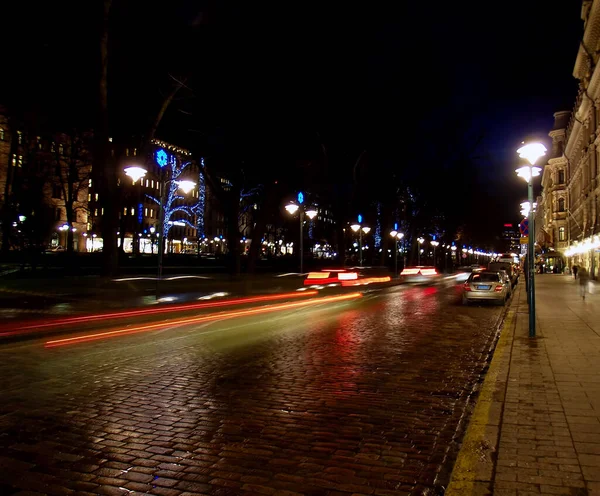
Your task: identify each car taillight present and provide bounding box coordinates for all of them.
[494,285,503,292]
[463,283,471,291]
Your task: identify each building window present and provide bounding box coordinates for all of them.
[133,148,137,156]
[88,194,91,202]
[37,136,42,150]
[130,208,134,215]
[94,209,98,216]
[145,207,148,217]
[145,179,149,187]
[123,207,127,215]
[17,131,22,145]
[558,198,565,212]
[559,227,565,241]
[52,185,62,199]
[17,155,23,168]
[101,208,104,215]
[150,208,154,218]
[0,128,4,140]
[95,193,99,201]
[89,178,92,187]
[59,144,64,155]
[125,148,129,157]
[151,180,154,188]
[558,169,565,184]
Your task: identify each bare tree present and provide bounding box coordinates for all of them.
[46,132,93,254]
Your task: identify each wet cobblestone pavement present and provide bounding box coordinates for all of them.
[0,283,505,495]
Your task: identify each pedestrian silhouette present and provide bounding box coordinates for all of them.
[572,265,579,279]
[578,267,589,300]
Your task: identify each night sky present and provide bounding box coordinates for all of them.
[3,1,583,247]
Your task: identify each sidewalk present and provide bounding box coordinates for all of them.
[447,274,600,495]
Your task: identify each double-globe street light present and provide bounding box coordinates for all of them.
[285,192,318,274]
[417,237,425,265]
[389,228,405,277]
[125,159,196,299]
[430,239,439,268]
[516,141,547,338]
[351,215,370,266]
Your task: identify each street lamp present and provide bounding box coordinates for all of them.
[417,237,425,265]
[351,218,370,266]
[390,229,405,277]
[284,193,317,274]
[516,141,546,338]
[124,166,148,184]
[430,240,439,267]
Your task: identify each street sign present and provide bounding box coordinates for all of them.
[520,237,529,244]
[297,192,304,204]
[519,218,529,236]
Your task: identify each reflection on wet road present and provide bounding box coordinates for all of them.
[0,282,505,495]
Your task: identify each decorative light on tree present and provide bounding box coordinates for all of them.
[191,158,206,238]
[374,202,382,248]
[146,154,201,239]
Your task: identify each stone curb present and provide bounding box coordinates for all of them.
[444,284,521,494]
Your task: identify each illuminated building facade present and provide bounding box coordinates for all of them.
[549,1,600,277]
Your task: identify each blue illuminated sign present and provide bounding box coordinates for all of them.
[137,203,143,224]
[394,222,398,231]
[297,192,304,205]
[358,214,363,223]
[156,148,168,168]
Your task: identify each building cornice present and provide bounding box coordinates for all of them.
[574,0,600,80]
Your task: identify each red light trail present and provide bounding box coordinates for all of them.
[44,292,362,348]
[0,291,319,338]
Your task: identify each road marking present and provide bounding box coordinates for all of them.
[444,306,515,495]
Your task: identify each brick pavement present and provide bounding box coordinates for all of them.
[447,274,600,495]
[0,284,505,496]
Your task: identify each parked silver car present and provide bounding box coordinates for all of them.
[462,271,510,306]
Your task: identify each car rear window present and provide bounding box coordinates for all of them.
[471,273,499,283]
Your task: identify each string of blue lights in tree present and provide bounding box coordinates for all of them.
[191,158,206,238]
[147,149,202,240]
[374,202,382,248]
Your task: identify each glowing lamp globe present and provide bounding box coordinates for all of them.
[362,226,371,234]
[397,232,404,239]
[517,142,547,165]
[350,224,361,232]
[305,208,318,220]
[177,180,196,194]
[390,230,398,237]
[516,166,542,183]
[285,203,299,215]
[124,166,148,184]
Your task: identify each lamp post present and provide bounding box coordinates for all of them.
[417,237,425,265]
[390,229,405,277]
[125,157,195,299]
[516,141,546,338]
[285,193,317,274]
[351,216,370,266]
[430,240,439,268]
[124,166,148,256]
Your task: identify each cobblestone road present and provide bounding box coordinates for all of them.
[0,283,505,496]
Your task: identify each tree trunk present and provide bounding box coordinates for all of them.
[66,201,74,255]
[226,188,241,276]
[98,0,118,276]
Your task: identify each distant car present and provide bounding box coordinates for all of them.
[400,266,440,283]
[454,265,484,283]
[488,261,519,287]
[462,270,510,305]
[45,246,65,253]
